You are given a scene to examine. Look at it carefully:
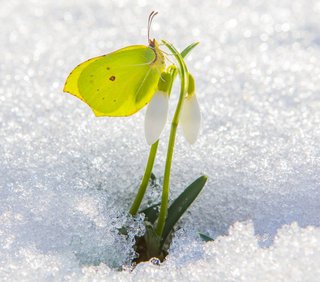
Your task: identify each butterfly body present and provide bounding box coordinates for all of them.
[64,40,165,117]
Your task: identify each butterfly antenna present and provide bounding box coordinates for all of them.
[148,11,158,44]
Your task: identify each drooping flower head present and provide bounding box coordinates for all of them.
[180,74,201,144]
[144,72,172,145]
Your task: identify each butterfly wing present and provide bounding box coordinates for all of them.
[64,45,164,117]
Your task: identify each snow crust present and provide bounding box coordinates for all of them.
[1,0,320,281]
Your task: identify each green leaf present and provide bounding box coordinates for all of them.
[161,175,208,245]
[144,222,162,258]
[181,42,200,58]
[199,232,214,242]
[139,203,160,224]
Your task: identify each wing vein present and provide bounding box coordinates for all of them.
[135,68,153,100]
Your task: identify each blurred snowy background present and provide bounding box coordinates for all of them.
[1,0,320,281]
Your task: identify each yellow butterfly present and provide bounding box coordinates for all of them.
[64,11,165,117]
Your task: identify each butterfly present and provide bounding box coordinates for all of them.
[63,11,165,117]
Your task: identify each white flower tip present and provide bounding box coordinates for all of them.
[180,94,201,145]
[144,91,169,145]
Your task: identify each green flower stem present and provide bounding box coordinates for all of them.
[129,140,159,215]
[129,67,177,216]
[129,41,196,217]
[155,40,189,236]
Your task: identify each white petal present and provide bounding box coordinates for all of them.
[180,94,201,144]
[144,91,169,145]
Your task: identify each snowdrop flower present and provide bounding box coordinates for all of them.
[180,74,201,144]
[144,72,172,145]
[144,91,169,145]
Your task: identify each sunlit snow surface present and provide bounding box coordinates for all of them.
[1,0,320,280]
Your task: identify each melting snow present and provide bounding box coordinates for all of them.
[1,0,320,280]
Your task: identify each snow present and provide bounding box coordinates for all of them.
[1,0,320,280]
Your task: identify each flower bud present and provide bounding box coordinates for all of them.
[144,91,169,145]
[180,74,201,144]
